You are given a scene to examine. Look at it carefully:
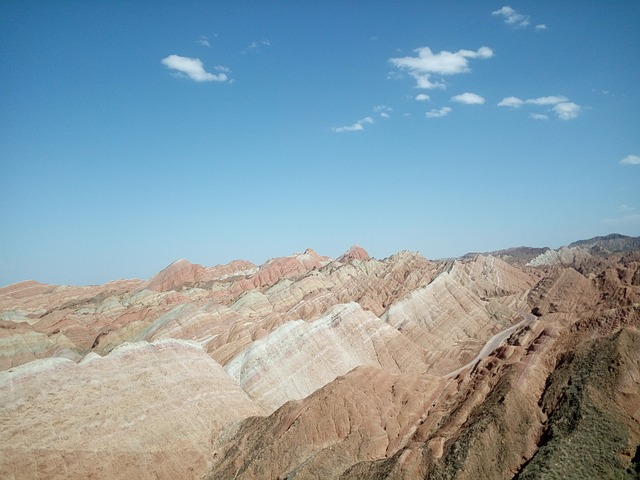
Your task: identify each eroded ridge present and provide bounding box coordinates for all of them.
[1,236,639,479]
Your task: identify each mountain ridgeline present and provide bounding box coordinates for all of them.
[1,235,639,479]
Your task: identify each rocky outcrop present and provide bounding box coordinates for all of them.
[528,267,598,316]
[380,256,536,374]
[335,311,640,480]
[206,366,448,480]
[527,246,594,268]
[225,302,431,412]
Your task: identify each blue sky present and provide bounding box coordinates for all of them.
[1,1,639,286]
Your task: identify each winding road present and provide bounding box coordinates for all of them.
[443,313,536,379]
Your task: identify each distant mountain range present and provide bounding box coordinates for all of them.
[463,233,640,267]
[569,232,640,254]
[1,234,639,479]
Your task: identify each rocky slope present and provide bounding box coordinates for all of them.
[1,235,639,479]
[1,340,265,479]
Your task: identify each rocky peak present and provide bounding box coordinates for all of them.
[338,245,370,263]
[143,259,207,292]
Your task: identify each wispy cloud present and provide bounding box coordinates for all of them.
[197,35,211,47]
[332,117,374,133]
[374,105,393,118]
[498,95,581,120]
[526,95,569,106]
[529,113,549,120]
[415,93,430,102]
[620,154,640,165]
[161,55,229,82]
[492,6,531,28]
[535,24,547,31]
[389,46,493,89]
[451,92,485,105]
[426,107,452,118]
[244,39,271,53]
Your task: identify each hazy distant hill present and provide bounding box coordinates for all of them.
[462,246,550,267]
[569,233,640,256]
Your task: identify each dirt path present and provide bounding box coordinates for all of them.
[443,313,536,379]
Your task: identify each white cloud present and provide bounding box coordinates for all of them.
[498,96,524,107]
[415,93,430,101]
[161,55,228,82]
[332,117,374,133]
[426,107,452,118]
[553,102,581,120]
[391,46,494,75]
[535,24,547,31]
[525,95,568,106]
[451,92,485,105]
[499,94,582,120]
[389,46,493,89]
[197,35,211,47]
[414,74,446,90]
[492,6,531,28]
[620,154,640,165]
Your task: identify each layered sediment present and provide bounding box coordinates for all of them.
[1,237,639,479]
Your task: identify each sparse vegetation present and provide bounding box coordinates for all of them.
[516,329,639,479]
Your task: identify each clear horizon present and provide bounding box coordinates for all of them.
[2,2,639,287]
